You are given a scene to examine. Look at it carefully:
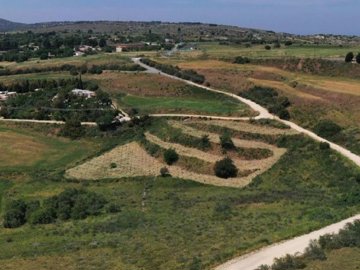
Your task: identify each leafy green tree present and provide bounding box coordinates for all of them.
[214,158,238,179]
[60,117,85,139]
[314,120,342,139]
[99,38,107,48]
[345,52,354,63]
[164,148,179,165]
[220,133,235,150]
[356,53,360,64]
[3,200,28,228]
[200,134,211,150]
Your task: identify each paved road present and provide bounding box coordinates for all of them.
[215,214,360,270]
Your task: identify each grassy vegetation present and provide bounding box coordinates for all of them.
[0,119,359,269]
[197,42,360,59]
[304,248,360,270]
[119,94,249,116]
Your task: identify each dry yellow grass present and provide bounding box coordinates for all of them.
[190,120,297,136]
[0,131,47,166]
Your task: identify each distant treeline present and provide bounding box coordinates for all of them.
[140,58,205,84]
[0,63,144,77]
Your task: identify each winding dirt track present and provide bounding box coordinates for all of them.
[134,58,360,270]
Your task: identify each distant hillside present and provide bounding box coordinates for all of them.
[0,18,27,32]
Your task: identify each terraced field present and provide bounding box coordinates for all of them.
[66,119,292,187]
[157,59,360,154]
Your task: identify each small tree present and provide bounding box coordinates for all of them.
[356,53,360,64]
[214,158,238,179]
[60,117,85,139]
[345,52,354,63]
[164,149,179,165]
[200,134,211,150]
[220,133,235,150]
[160,167,170,177]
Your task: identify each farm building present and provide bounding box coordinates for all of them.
[116,43,145,52]
[71,89,96,99]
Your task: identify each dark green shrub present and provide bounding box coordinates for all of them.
[200,134,211,150]
[110,163,117,169]
[214,158,238,179]
[160,167,170,177]
[29,208,56,225]
[319,142,330,150]
[272,254,306,270]
[304,240,327,261]
[234,56,250,64]
[265,45,271,50]
[220,133,235,150]
[3,200,28,228]
[314,120,342,139]
[345,52,354,63]
[59,117,85,139]
[356,53,360,64]
[164,148,179,165]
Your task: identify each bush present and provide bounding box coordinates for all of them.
[272,254,306,270]
[164,148,179,165]
[220,133,235,150]
[160,167,170,177]
[214,158,238,179]
[265,45,271,50]
[3,200,28,228]
[3,209,26,228]
[59,117,85,139]
[29,208,56,225]
[234,56,250,64]
[356,53,360,64]
[314,120,342,139]
[304,240,327,261]
[110,163,117,169]
[345,52,354,63]
[200,134,211,150]
[319,142,330,150]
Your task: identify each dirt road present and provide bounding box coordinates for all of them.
[215,214,360,270]
[0,118,97,126]
[134,58,360,269]
[134,58,360,167]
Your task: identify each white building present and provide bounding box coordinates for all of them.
[71,89,96,99]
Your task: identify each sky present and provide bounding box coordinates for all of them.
[0,0,359,35]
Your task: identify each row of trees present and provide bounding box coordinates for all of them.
[0,62,144,77]
[240,87,291,120]
[4,189,108,228]
[345,52,360,63]
[140,58,206,84]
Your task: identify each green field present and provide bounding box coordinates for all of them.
[118,94,251,116]
[197,42,360,59]
[0,119,359,270]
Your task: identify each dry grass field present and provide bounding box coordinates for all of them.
[0,130,48,167]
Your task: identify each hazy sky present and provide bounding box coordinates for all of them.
[0,0,358,35]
